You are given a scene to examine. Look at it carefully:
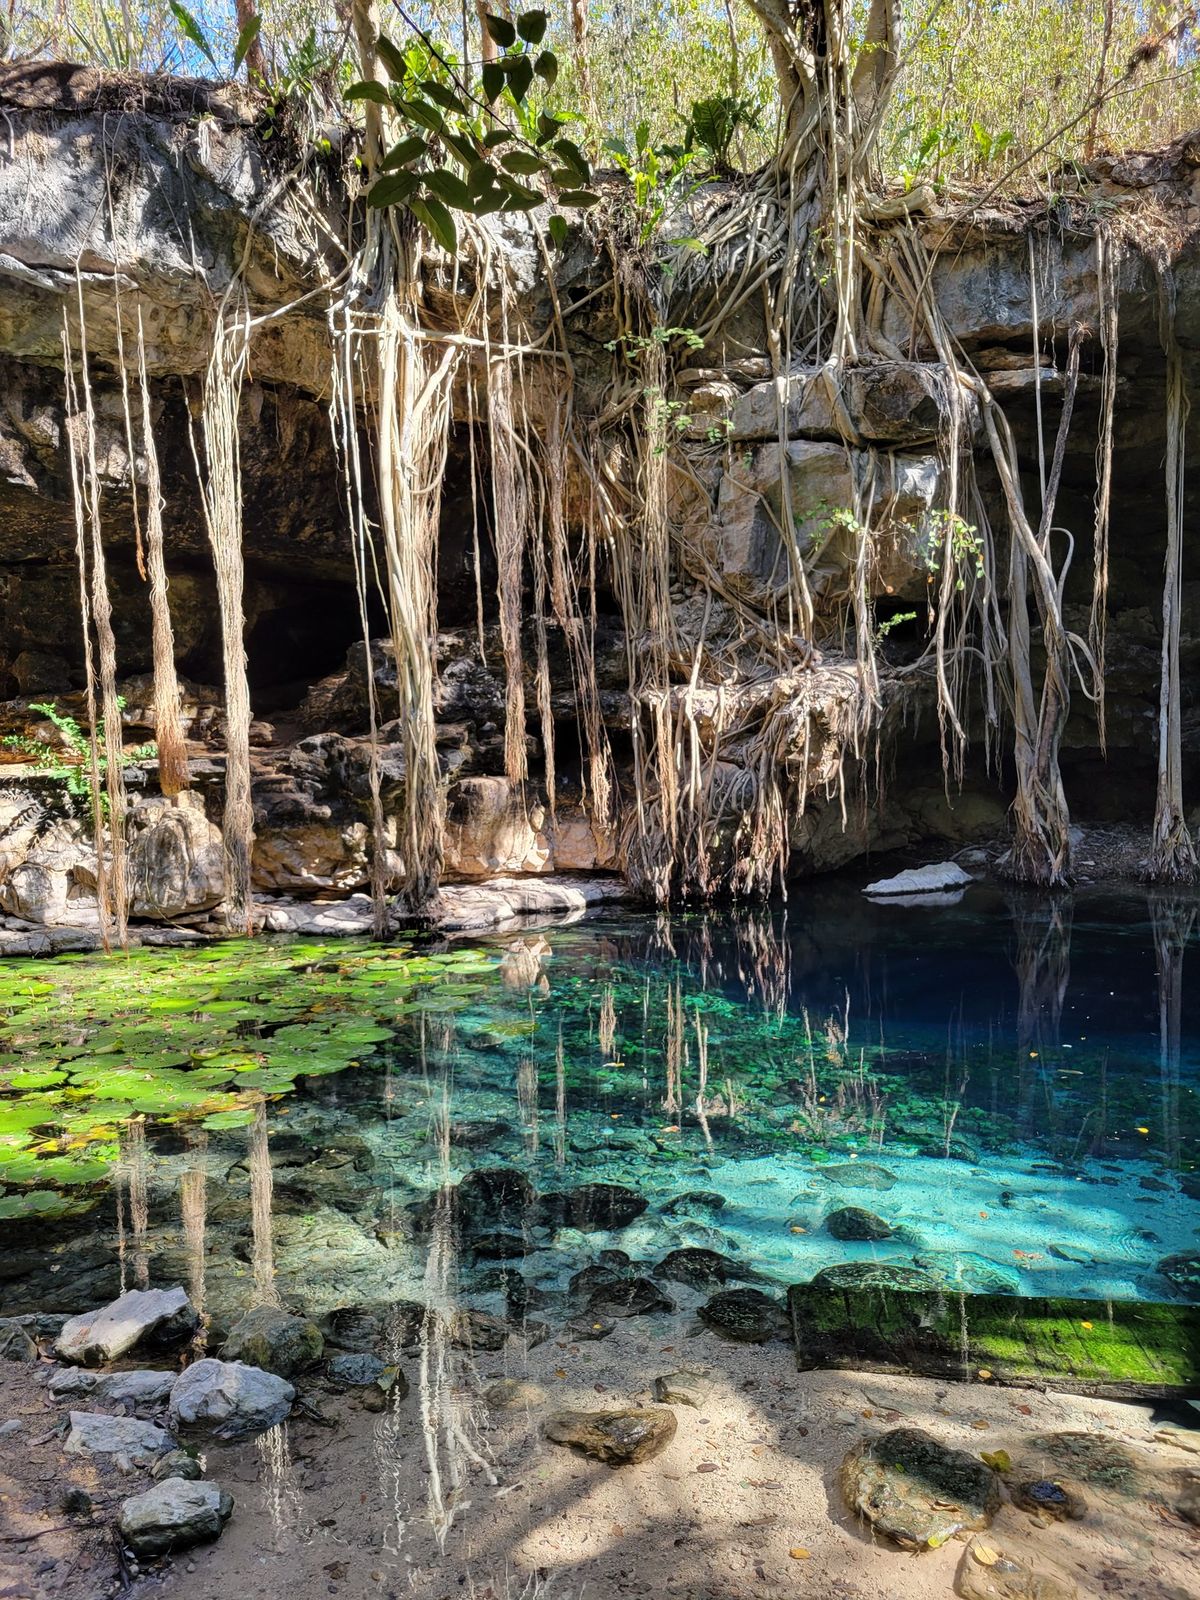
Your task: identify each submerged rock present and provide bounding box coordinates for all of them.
[697,1288,788,1343]
[449,1310,509,1351]
[955,1542,1077,1600]
[807,1262,939,1292]
[169,1360,295,1441]
[812,1162,899,1191]
[219,1307,324,1377]
[653,1370,709,1408]
[454,1168,535,1232]
[661,1191,727,1216]
[1025,1432,1138,1493]
[826,1206,894,1241]
[540,1183,648,1231]
[55,1286,196,1366]
[1156,1251,1200,1300]
[324,1302,424,1352]
[118,1478,233,1557]
[471,1232,528,1260]
[326,1352,387,1387]
[484,1378,546,1410]
[543,1406,677,1466]
[586,1276,674,1318]
[0,1319,37,1362]
[841,1427,1001,1549]
[654,1247,743,1290]
[64,1411,173,1460]
[914,1251,1023,1295]
[563,1312,616,1341]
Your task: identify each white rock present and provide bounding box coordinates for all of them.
[118,1477,233,1556]
[55,1287,195,1366]
[64,1411,172,1458]
[863,861,974,897]
[94,1370,176,1406]
[169,1360,294,1441]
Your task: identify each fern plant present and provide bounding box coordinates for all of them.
[0,700,156,825]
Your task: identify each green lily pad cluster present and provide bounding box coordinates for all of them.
[0,937,502,1215]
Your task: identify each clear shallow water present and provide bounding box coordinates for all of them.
[1,882,1198,1323]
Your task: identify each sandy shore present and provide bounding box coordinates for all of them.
[4,1312,1197,1600]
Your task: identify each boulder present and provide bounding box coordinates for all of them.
[864,861,974,897]
[0,1319,37,1361]
[118,1478,233,1557]
[841,1427,1001,1549]
[169,1360,295,1441]
[826,1206,894,1241]
[55,1287,196,1366]
[585,1276,675,1318]
[697,1288,789,1343]
[151,1449,205,1483]
[454,1168,535,1233]
[126,795,225,920]
[64,1411,173,1459]
[661,1191,727,1216]
[93,1370,176,1408]
[543,1406,677,1466]
[219,1306,323,1378]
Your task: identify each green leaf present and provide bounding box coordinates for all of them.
[501,149,549,176]
[499,180,544,210]
[168,0,216,67]
[368,171,421,207]
[557,188,601,208]
[424,166,474,209]
[481,61,505,103]
[376,33,409,81]
[472,186,509,215]
[533,49,558,87]
[395,97,445,133]
[346,80,393,105]
[506,55,535,102]
[517,9,548,43]
[483,127,515,147]
[409,195,458,255]
[422,81,468,114]
[233,14,260,72]
[547,213,568,247]
[483,12,517,47]
[441,129,481,168]
[552,137,590,181]
[381,135,428,171]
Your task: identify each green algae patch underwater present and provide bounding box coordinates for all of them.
[0,937,503,1217]
[786,1280,1200,1397]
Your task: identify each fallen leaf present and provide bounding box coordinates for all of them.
[977,1368,993,1380]
[1014,1403,1033,1416]
[970,1419,990,1429]
[973,1544,1000,1567]
[554,1369,567,1379]
[696,1462,720,1473]
[980,1450,1011,1472]
[789,1547,811,1560]
[1080,1320,1093,1330]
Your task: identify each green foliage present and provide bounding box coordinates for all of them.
[351,14,596,253]
[603,120,696,244]
[875,609,917,640]
[918,509,986,592]
[0,701,155,824]
[684,93,761,171]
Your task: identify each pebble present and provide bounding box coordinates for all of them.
[0,1419,23,1436]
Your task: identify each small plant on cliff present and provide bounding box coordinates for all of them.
[0,701,155,823]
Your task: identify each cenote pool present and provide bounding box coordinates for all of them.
[1,882,1198,1325]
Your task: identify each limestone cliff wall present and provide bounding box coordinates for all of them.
[1,60,1199,933]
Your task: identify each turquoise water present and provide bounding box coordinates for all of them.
[1,882,1198,1322]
